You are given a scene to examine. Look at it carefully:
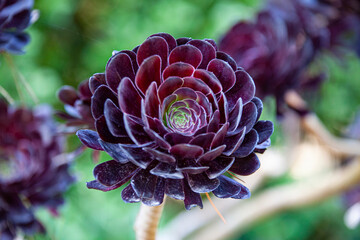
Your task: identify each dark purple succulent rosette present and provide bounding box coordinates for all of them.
[77,33,273,209]
[219,10,317,113]
[57,78,96,130]
[0,0,35,54]
[318,0,360,55]
[0,100,75,239]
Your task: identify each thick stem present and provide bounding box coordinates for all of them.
[134,201,165,240]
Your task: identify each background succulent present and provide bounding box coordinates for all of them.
[219,0,360,114]
[0,0,36,54]
[0,100,75,239]
[57,78,95,131]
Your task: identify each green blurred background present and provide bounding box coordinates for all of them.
[1,0,360,239]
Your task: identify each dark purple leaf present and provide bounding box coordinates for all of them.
[120,50,139,72]
[207,110,220,133]
[57,86,78,106]
[121,144,154,169]
[169,45,203,68]
[76,130,103,150]
[212,175,242,198]
[98,140,129,163]
[226,70,255,107]
[158,76,184,102]
[193,69,222,94]
[143,147,176,163]
[163,62,195,80]
[173,87,197,101]
[143,127,171,150]
[106,53,135,92]
[121,184,140,203]
[89,73,106,94]
[182,77,211,95]
[87,180,124,192]
[150,163,184,179]
[91,85,118,119]
[135,55,162,95]
[142,177,165,206]
[170,144,204,159]
[118,77,142,118]
[222,127,246,156]
[216,51,237,71]
[231,185,250,199]
[137,36,168,70]
[197,145,226,163]
[237,102,257,134]
[211,123,229,149]
[233,129,258,158]
[207,59,236,92]
[183,180,203,210]
[131,170,158,199]
[218,92,228,124]
[189,132,215,150]
[188,39,216,69]
[252,97,263,122]
[254,121,274,144]
[95,116,133,144]
[144,82,160,118]
[230,153,260,176]
[164,133,193,145]
[165,179,185,200]
[104,99,127,137]
[150,33,176,52]
[187,173,220,193]
[94,160,138,186]
[123,114,152,145]
[228,98,243,132]
[177,158,209,174]
[176,37,191,46]
[205,156,235,179]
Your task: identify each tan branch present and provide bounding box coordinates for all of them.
[301,114,360,156]
[189,158,360,240]
[158,149,286,240]
[285,90,360,156]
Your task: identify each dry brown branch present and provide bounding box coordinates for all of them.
[134,201,165,240]
[301,114,360,156]
[285,90,360,156]
[158,149,286,240]
[189,157,360,240]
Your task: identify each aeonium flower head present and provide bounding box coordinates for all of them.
[0,100,75,239]
[77,33,274,209]
[219,9,321,114]
[57,78,96,130]
[0,0,37,54]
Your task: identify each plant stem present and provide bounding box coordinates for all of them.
[3,53,39,104]
[3,53,25,104]
[134,200,166,240]
[0,85,15,104]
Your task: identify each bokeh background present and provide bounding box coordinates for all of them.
[1,0,360,239]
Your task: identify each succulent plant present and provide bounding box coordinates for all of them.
[57,78,95,130]
[0,100,75,239]
[76,33,273,209]
[219,10,316,112]
[0,0,36,54]
[219,0,360,114]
